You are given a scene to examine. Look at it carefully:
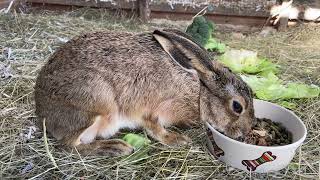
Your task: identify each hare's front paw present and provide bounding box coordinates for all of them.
[143,114,191,146]
[161,132,191,146]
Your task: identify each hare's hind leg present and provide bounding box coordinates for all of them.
[71,139,133,156]
[66,115,133,156]
[65,136,133,156]
[64,115,134,156]
[143,114,190,146]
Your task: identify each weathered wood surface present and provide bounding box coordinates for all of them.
[27,0,137,9]
[0,0,13,9]
[25,0,279,26]
[138,0,151,22]
[27,0,276,17]
[150,0,276,17]
[278,17,289,31]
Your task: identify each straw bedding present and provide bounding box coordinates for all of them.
[0,8,319,179]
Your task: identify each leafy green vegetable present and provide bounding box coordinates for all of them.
[186,16,213,46]
[186,16,226,53]
[241,73,320,101]
[187,17,319,107]
[122,133,151,162]
[288,163,300,171]
[285,83,320,98]
[122,133,151,150]
[218,49,320,107]
[205,38,226,53]
[219,49,278,75]
[276,101,297,109]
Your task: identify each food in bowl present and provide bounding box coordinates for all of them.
[206,99,307,173]
[244,118,293,146]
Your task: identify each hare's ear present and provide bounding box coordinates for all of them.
[153,29,214,76]
[161,29,206,50]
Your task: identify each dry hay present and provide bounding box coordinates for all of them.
[0,8,319,179]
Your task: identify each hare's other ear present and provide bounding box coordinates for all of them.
[162,29,206,50]
[153,29,214,76]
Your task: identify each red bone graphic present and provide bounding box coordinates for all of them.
[242,151,277,171]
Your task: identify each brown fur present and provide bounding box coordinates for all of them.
[35,29,254,156]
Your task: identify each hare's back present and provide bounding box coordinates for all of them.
[44,30,190,86]
[44,31,172,73]
[36,31,198,108]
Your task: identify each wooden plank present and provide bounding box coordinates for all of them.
[0,0,26,12]
[138,0,150,22]
[278,17,288,31]
[27,0,136,9]
[27,0,274,18]
[150,3,270,18]
[0,0,13,9]
[150,0,276,17]
[151,11,268,27]
[26,0,284,27]
[27,0,97,7]
[28,2,75,11]
[26,0,270,27]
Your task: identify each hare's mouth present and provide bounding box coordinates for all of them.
[207,122,226,135]
[218,130,226,135]
[208,122,245,140]
[218,129,244,141]
[234,136,245,141]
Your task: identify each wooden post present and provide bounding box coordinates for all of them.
[278,17,288,31]
[138,0,150,23]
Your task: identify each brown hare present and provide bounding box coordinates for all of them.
[35,29,255,156]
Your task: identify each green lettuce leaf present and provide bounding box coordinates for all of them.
[219,49,278,75]
[241,73,320,101]
[205,38,226,53]
[122,133,151,150]
[276,101,297,109]
[122,133,151,163]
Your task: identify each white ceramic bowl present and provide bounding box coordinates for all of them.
[206,99,307,173]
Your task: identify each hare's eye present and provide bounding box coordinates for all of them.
[232,100,243,114]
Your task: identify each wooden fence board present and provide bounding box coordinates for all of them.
[27,0,275,17]
[0,0,13,9]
